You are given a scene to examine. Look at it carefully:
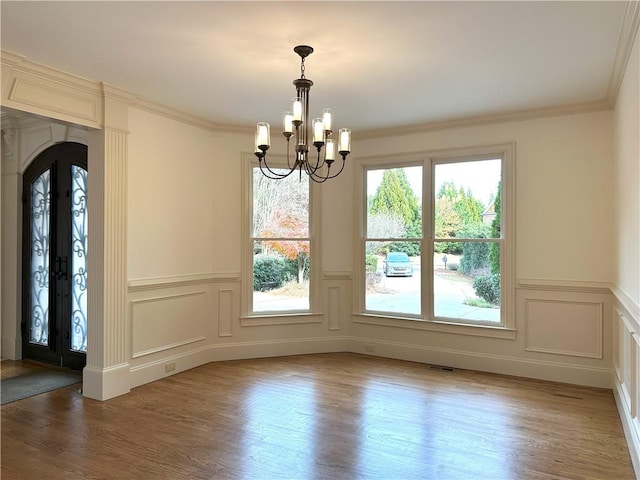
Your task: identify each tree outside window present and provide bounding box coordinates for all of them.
[251,169,311,313]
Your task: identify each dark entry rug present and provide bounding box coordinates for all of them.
[1,369,81,405]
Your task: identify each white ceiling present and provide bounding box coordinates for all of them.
[0,1,633,133]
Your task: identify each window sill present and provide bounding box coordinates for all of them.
[353,313,516,339]
[240,312,323,327]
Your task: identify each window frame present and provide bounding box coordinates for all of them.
[354,143,515,339]
[241,153,322,324]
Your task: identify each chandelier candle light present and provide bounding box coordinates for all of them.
[255,45,351,182]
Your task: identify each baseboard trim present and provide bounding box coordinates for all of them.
[128,335,612,392]
[0,335,21,360]
[347,337,613,388]
[128,336,350,389]
[614,379,640,479]
[83,363,131,401]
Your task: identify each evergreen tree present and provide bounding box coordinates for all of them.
[370,169,421,255]
[370,169,420,227]
[489,181,501,274]
[435,181,485,253]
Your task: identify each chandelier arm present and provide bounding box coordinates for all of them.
[259,155,297,179]
[319,157,347,180]
[300,148,325,176]
[286,136,296,170]
[259,161,296,180]
[302,156,332,183]
[307,173,330,184]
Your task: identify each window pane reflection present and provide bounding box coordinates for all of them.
[253,240,310,312]
[365,241,420,316]
[434,159,501,239]
[433,244,500,323]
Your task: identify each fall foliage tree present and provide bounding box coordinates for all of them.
[253,169,310,284]
[260,212,309,283]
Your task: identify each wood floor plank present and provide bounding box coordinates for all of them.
[1,353,635,479]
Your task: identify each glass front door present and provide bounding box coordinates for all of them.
[22,142,87,370]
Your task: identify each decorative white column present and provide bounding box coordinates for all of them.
[0,123,21,360]
[83,87,130,400]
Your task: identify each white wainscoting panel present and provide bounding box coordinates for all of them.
[633,333,640,424]
[131,291,207,358]
[612,291,640,478]
[618,310,635,412]
[525,298,603,358]
[218,289,234,337]
[328,286,342,331]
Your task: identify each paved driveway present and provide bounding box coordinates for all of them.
[366,258,500,322]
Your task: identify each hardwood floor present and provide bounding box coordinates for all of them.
[1,353,635,479]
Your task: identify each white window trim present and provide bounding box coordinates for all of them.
[354,143,516,339]
[241,152,322,325]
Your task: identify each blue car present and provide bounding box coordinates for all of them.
[383,252,414,277]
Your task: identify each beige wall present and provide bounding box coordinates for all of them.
[127,107,246,279]
[354,111,615,283]
[614,33,640,305]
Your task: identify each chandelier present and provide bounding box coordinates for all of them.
[254,45,351,183]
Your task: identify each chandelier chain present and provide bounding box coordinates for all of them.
[300,57,306,79]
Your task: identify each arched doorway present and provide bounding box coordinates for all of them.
[21,142,87,370]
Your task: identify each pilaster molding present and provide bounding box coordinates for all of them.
[85,125,130,400]
[1,127,17,173]
[101,83,131,132]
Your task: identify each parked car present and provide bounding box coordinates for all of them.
[383,252,414,277]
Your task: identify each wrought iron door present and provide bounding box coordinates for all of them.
[22,142,87,370]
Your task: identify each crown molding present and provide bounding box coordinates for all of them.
[131,96,251,135]
[1,49,251,135]
[607,0,640,106]
[355,99,612,140]
[1,49,101,96]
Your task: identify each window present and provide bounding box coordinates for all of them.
[357,144,515,337]
[243,155,320,319]
[432,158,502,324]
[365,166,422,317]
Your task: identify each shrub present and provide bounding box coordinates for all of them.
[366,271,382,287]
[447,263,459,271]
[253,255,287,291]
[473,273,500,305]
[459,223,491,276]
[283,257,309,282]
[460,242,490,276]
[366,254,379,272]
